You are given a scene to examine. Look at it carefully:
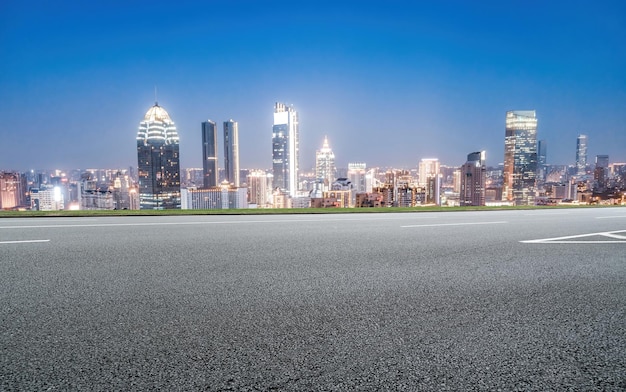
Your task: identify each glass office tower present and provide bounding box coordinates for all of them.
[202,120,218,188]
[137,103,181,209]
[272,103,299,196]
[576,134,588,176]
[503,110,537,206]
[223,119,240,187]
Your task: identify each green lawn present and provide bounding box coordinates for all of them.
[0,204,619,218]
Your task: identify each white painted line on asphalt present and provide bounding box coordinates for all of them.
[524,212,568,216]
[521,230,626,244]
[0,239,50,244]
[401,221,507,228]
[596,216,626,219]
[0,216,403,230]
[0,218,99,222]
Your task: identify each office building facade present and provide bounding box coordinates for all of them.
[181,186,248,210]
[136,103,181,209]
[576,134,588,176]
[0,171,27,209]
[503,110,537,205]
[223,119,240,187]
[201,120,218,188]
[594,154,609,191]
[272,102,299,196]
[460,151,486,206]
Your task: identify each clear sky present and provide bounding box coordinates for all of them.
[1,0,624,172]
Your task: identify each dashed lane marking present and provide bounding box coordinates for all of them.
[521,230,626,244]
[0,239,51,244]
[402,221,507,228]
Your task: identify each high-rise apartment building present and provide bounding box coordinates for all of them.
[272,102,299,197]
[223,119,240,186]
[247,170,271,207]
[348,163,367,193]
[201,120,218,188]
[576,134,588,176]
[460,151,486,206]
[315,136,336,189]
[418,158,440,187]
[503,110,537,205]
[136,102,181,209]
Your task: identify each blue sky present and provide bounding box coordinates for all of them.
[1,0,624,171]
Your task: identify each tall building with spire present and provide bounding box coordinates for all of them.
[503,110,537,205]
[315,136,336,190]
[201,120,218,188]
[223,119,240,187]
[576,134,588,176]
[272,103,299,196]
[136,102,181,209]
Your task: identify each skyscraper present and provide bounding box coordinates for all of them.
[594,154,609,190]
[460,151,486,206]
[418,158,440,187]
[201,120,218,188]
[576,134,588,176]
[503,110,537,206]
[247,170,271,207]
[136,102,181,209]
[0,171,27,209]
[537,139,547,183]
[223,119,240,186]
[315,136,336,189]
[272,102,299,197]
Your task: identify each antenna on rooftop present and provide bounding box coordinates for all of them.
[154,85,158,106]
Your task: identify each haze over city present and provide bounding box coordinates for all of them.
[1,0,625,171]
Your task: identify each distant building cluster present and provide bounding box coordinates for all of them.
[2,104,625,211]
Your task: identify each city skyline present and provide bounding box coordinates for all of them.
[1,1,625,171]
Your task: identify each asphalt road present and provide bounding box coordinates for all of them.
[1,208,625,391]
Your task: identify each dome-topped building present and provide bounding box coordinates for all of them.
[143,103,172,122]
[137,103,179,144]
[136,102,181,209]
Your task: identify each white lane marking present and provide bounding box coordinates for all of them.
[0,218,99,223]
[596,216,626,219]
[521,230,626,244]
[0,239,50,244]
[524,212,568,216]
[401,221,507,228]
[0,216,413,230]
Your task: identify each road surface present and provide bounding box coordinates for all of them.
[1,208,625,390]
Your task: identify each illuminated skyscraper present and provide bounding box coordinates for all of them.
[136,102,181,209]
[460,151,486,206]
[0,171,27,209]
[202,120,218,188]
[247,170,271,207]
[418,158,440,187]
[576,134,588,176]
[223,119,240,186]
[315,136,336,189]
[503,110,537,205]
[272,103,299,197]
